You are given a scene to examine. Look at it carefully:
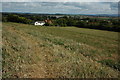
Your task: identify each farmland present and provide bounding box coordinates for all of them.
[2,22,119,78]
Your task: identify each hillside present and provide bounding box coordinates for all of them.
[2,22,119,78]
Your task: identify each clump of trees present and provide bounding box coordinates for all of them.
[2,13,120,32]
[2,14,32,24]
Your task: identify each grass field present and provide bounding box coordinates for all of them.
[2,22,119,78]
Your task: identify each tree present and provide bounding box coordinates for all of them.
[75,21,86,28]
[7,14,32,24]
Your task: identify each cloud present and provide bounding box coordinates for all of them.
[110,2,118,10]
[2,2,118,14]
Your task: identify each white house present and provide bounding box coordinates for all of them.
[34,21,45,26]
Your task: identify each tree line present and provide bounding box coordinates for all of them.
[2,13,120,32]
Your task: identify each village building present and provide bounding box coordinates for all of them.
[34,21,45,26]
[44,20,52,24]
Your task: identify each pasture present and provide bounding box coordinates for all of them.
[2,22,119,78]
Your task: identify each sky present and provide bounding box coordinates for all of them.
[0,0,119,2]
[1,1,119,14]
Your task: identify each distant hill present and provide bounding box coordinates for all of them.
[1,12,118,17]
[81,14,118,17]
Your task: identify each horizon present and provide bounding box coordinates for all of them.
[1,11,119,15]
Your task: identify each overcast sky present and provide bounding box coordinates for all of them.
[1,2,118,14]
[1,0,119,2]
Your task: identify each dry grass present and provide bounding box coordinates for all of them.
[2,22,119,78]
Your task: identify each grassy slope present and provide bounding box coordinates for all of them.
[2,22,119,78]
